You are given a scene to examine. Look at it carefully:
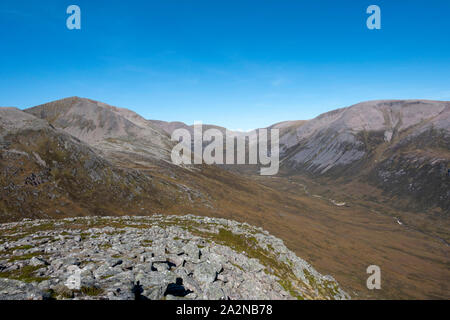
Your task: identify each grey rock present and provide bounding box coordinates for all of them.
[0,278,44,300]
[107,258,123,268]
[29,256,49,267]
[183,243,200,261]
[193,262,218,285]
[203,282,227,300]
[153,262,169,272]
[166,255,184,268]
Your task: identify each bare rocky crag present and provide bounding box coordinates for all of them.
[0,215,349,300]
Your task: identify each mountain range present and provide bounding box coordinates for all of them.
[0,97,448,299]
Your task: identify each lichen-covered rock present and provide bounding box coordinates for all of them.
[0,215,350,300]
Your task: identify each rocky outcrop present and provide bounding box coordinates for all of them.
[0,215,349,300]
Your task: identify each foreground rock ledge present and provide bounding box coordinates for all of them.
[0,215,349,300]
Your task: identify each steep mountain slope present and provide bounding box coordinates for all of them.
[278,100,448,172]
[275,100,450,213]
[25,97,174,165]
[0,107,176,221]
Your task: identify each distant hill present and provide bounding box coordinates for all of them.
[25,97,174,165]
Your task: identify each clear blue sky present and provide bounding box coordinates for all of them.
[1,1,449,130]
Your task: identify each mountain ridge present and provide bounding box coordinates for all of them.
[6,96,449,213]
[1,97,449,299]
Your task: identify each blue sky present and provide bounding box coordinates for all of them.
[1,1,449,130]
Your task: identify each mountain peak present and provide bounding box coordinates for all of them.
[24,97,173,162]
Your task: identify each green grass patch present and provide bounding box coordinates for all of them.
[80,286,104,296]
[8,251,48,262]
[0,265,49,283]
[141,239,153,246]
